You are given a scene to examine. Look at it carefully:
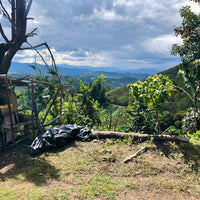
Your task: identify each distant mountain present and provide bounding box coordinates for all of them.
[9,62,153,88]
[9,62,36,73]
[9,62,159,76]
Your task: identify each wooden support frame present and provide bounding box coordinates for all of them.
[0,75,66,148]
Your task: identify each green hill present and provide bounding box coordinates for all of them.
[76,71,149,89]
[106,86,130,106]
[106,65,192,113]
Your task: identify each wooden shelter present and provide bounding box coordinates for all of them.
[0,74,65,149]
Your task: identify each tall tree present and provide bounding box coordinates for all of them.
[171,0,200,131]
[0,0,59,122]
[0,0,58,75]
[128,74,175,134]
[0,0,34,74]
[171,2,200,110]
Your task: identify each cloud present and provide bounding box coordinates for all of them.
[8,0,199,71]
[143,34,183,56]
[183,1,200,13]
[13,48,112,67]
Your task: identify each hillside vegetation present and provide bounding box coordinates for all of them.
[106,65,192,112]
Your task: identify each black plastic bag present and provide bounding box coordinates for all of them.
[30,124,92,156]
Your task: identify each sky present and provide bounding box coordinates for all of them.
[1,0,200,72]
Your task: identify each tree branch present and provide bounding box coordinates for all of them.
[0,24,10,43]
[25,0,33,17]
[0,0,16,27]
[175,86,194,104]
[24,42,59,80]
[123,146,149,163]
[25,28,38,38]
[0,0,11,20]
[23,42,50,71]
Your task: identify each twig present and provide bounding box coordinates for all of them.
[123,146,149,163]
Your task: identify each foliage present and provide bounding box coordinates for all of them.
[171,4,200,109]
[100,104,126,131]
[163,126,183,136]
[106,86,131,106]
[188,130,200,141]
[90,74,108,104]
[127,74,175,134]
[63,76,106,128]
[125,101,156,134]
[17,66,62,126]
[182,108,200,134]
[160,111,175,131]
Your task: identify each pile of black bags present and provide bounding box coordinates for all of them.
[30,124,92,156]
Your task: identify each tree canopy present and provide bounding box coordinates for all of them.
[171,2,200,109]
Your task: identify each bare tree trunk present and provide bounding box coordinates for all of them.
[0,0,30,74]
[91,131,190,143]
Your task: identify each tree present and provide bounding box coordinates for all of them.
[127,74,175,134]
[0,0,58,74]
[171,1,200,131]
[0,0,34,74]
[171,3,200,110]
[90,74,107,104]
[63,78,105,128]
[0,0,59,114]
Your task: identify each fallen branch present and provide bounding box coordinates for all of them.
[123,146,149,163]
[91,131,189,143]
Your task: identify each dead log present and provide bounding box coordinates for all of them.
[123,146,149,163]
[91,131,189,143]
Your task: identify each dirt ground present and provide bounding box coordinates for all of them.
[0,137,200,200]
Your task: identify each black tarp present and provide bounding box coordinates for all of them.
[30,124,92,156]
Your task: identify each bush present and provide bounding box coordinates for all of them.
[182,108,200,134]
[163,126,183,136]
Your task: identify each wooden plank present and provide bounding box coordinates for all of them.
[2,120,32,129]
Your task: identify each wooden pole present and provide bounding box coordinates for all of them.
[31,80,35,137]
[59,86,63,125]
[5,76,15,144]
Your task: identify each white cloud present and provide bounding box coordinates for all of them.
[5,0,199,71]
[183,1,200,13]
[93,7,124,21]
[143,34,183,56]
[13,48,112,67]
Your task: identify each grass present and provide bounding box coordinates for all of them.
[0,137,200,199]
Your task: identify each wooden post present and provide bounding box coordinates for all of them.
[5,76,15,144]
[59,86,63,125]
[31,81,35,138]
